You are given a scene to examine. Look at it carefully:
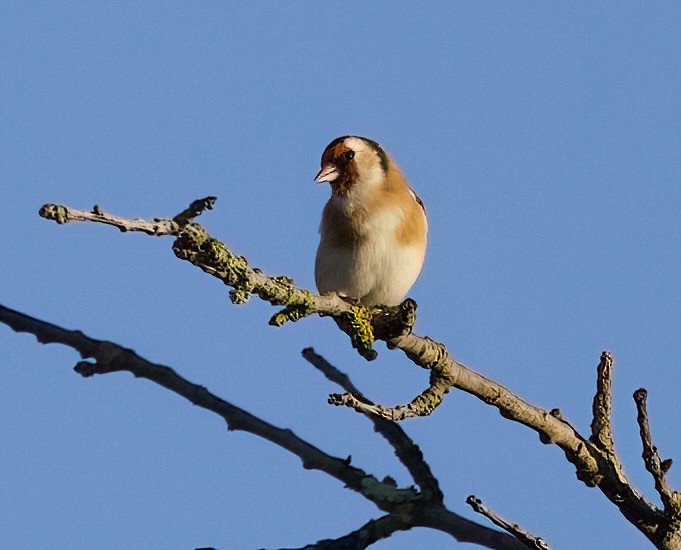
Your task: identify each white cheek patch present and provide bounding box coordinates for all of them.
[359,160,385,189]
[343,137,384,187]
[340,150,386,208]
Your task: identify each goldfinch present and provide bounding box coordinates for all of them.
[314,135,427,306]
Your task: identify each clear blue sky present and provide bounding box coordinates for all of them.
[2,2,680,549]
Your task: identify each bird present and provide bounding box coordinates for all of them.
[314,135,427,307]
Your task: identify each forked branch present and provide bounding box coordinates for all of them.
[36,198,680,547]
[0,304,522,550]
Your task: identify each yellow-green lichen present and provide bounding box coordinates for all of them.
[341,305,376,360]
[173,227,255,303]
[269,304,312,326]
[229,287,252,304]
[269,291,316,325]
[39,204,69,224]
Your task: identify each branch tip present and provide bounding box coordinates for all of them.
[39,203,69,224]
[466,495,550,549]
[172,196,218,225]
[590,351,615,452]
[633,387,680,517]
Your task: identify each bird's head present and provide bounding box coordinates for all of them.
[315,136,389,197]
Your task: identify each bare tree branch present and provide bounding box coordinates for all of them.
[299,350,530,548]
[0,304,523,550]
[39,203,177,235]
[466,496,550,550]
[633,389,681,522]
[0,304,410,510]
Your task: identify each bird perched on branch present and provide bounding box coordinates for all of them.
[314,135,427,306]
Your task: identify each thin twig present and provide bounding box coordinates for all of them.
[590,351,615,451]
[172,196,217,224]
[302,347,368,401]
[328,367,454,421]
[466,496,550,550]
[302,347,442,502]
[633,388,681,517]
[39,203,179,235]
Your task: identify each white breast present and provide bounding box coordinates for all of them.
[315,203,426,306]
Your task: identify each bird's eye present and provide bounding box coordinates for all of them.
[344,150,355,162]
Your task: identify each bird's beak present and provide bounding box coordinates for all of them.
[314,164,339,183]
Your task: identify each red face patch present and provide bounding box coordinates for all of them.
[320,142,357,197]
[320,142,349,165]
